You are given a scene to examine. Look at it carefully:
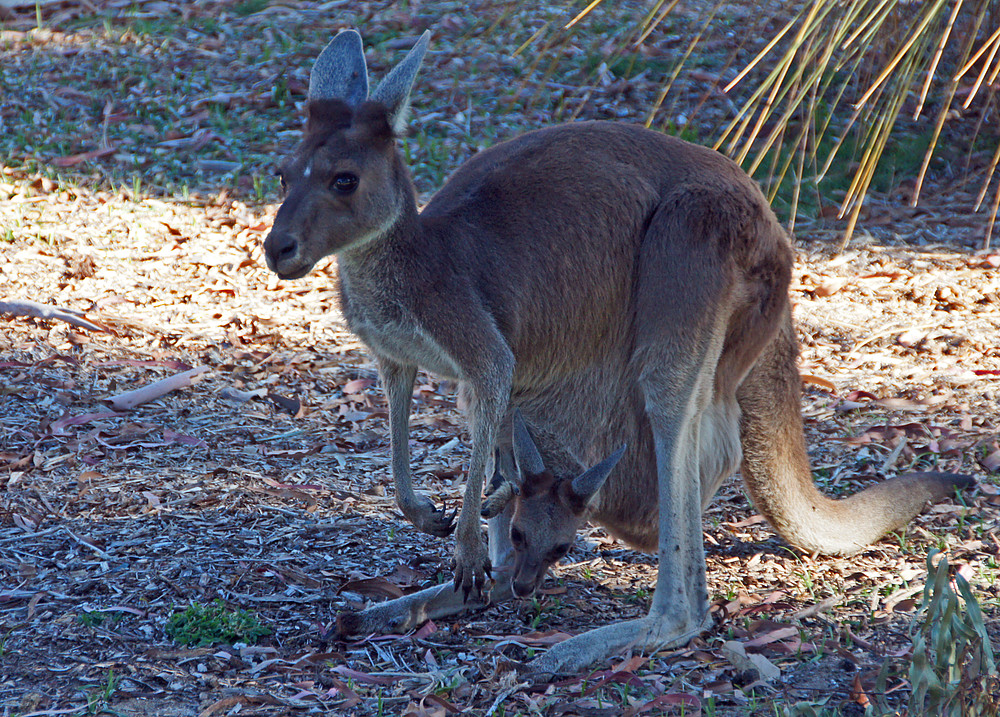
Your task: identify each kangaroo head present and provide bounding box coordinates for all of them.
[264,30,430,279]
[501,412,626,598]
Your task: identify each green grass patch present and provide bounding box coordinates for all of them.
[234,0,270,17]
[164,599,271,647]
[77,610,123,629]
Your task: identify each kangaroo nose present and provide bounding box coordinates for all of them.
[274,234,299,259]
[267,232,298,262]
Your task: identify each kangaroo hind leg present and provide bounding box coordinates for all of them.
[529,191,737,675]
[634,190,750,632]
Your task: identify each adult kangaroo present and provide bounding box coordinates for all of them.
[263,30,972,675]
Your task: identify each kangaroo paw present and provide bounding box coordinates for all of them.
[336,582,458,636]
[402,494,457,538]
[337,573,512,637]
[336,601,413,637]
[452,538,493,603]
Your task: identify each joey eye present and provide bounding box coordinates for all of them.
[510,528,525,548]
[330,172,359,195]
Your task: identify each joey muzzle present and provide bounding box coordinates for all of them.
[511,558,547,598]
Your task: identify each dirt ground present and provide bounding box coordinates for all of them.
[1,1,999,715]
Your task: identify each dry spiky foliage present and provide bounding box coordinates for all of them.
[780,549,999,716]
[545,0,1000,249]
[907,550,999,716]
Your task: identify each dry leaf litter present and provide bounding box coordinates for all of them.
[1,1,998,715]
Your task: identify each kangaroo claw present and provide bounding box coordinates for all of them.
[452,548,493,603]
[425,506,457,538]
[405,495,457,538]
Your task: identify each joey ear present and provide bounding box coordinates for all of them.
[511,409,545,477]
[370,30,430,134]
[310,29,369,106]
[570,444,626,501]
[496,447,520,489]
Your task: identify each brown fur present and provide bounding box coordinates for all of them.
[266,32,973,674]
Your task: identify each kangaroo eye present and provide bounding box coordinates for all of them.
[331,172,359,195]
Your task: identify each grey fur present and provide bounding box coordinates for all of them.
[370,30,430,133]
[309,29,368,106]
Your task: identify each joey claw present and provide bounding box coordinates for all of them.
[424,507,457,538]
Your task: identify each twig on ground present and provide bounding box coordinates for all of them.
[108,366,210,410]
[61,526,112,561]
[485,681,530,717]
[0,299,109,332]
[791,594,842,619]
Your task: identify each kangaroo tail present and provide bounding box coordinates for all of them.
[736,312,974,556]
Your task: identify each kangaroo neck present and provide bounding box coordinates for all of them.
[337,194,422,278]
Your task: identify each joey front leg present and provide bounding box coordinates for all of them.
[381,359,456,537]
[337,502,518,637]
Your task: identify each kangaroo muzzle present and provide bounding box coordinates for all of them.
[264,231,313,280]
[264,231,296,266]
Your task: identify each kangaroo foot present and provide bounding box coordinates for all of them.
[526,610,713,678]
[452,534,493,602]
[337,583,458,636]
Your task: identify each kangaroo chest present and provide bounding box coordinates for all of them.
[339,275,462,379]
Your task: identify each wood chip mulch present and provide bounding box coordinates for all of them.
[1,1,998,715]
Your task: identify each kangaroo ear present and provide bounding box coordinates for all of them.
[370,30,430,134]
[310,29,369,106]
[512,409,545,477]
[571,444,626,501]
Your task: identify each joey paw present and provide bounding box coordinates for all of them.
[404,495,456,537]
[334,610,365,637]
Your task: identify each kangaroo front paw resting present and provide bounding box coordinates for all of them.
[402,494,457,538]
